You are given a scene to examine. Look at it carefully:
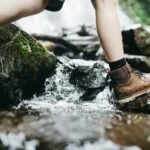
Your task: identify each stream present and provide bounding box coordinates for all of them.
[0,0,149,150]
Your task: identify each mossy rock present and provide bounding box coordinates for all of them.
[0,24,56,106]
[122,26,150,56]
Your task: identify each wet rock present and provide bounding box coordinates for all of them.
[0,24,56,106]
[122,25,150,56]
[126,54,150,73]
[69,60,107,100]
[77,25,91,37]
[116,93,150,113]
[43,57,108,102]
[34,34,82,58]
[34,25,99,60]
[40,41,56,52]
[82,41,101,60]
[70,61,106,90]
[98,46,150,73]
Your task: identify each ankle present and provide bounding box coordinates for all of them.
[109,64,131,84]
[108,58,127,71]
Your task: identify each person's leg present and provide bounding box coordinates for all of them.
[91,0,124,62]
[91,0,150,105]
[0,0,48,25]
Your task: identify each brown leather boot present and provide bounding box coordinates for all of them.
[109,64,150,104]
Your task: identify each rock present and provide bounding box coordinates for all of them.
[33,25,99,60]
[0,24,56,106]
[77,25,91,37]
[122,26,150,56]
[125,54,150,73]
[40,41,56,52]
[34,34,82,58]
[70,61,106,90]
[69,60,107,101]
[82,41,101,60]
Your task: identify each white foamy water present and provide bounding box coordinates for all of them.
[19,59,114,114]
[0,132,38,150]
[66,140,141,150]
[11,58,143,150]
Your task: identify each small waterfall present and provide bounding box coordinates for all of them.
[20,58,114,114]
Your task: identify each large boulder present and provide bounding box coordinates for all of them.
[126,55,150,73]
[122,25,150,56]
[0,24,56,106]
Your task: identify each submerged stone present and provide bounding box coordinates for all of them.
[0,24,56,106]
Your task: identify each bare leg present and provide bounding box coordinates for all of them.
[91,0,124,62]
[91,0,150,105]
[0,0,48,25]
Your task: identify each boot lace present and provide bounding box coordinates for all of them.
[131,68,146,80]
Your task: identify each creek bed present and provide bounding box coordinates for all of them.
[0,59,150,150]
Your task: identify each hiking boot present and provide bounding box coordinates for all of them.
[46,0,65,11]
[109,64,150,104]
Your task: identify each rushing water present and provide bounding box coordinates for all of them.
[1,1,150,150]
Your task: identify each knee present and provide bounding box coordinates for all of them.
[91,0,116,9]
[25,0,49,15]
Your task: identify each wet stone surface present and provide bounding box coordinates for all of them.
[70,61,106,89]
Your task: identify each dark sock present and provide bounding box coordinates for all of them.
[109,58,126,71]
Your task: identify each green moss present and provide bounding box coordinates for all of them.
[0,24,56,106]
[120,0,150,25]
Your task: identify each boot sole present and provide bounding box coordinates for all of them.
[116,88,150,104]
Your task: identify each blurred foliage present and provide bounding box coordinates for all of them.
[119,0,150,25]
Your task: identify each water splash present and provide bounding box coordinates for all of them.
[18,58,115,115]
[0,132,38,150]
[66,139,141,150]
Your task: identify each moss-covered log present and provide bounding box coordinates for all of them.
[0,24,56,106]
